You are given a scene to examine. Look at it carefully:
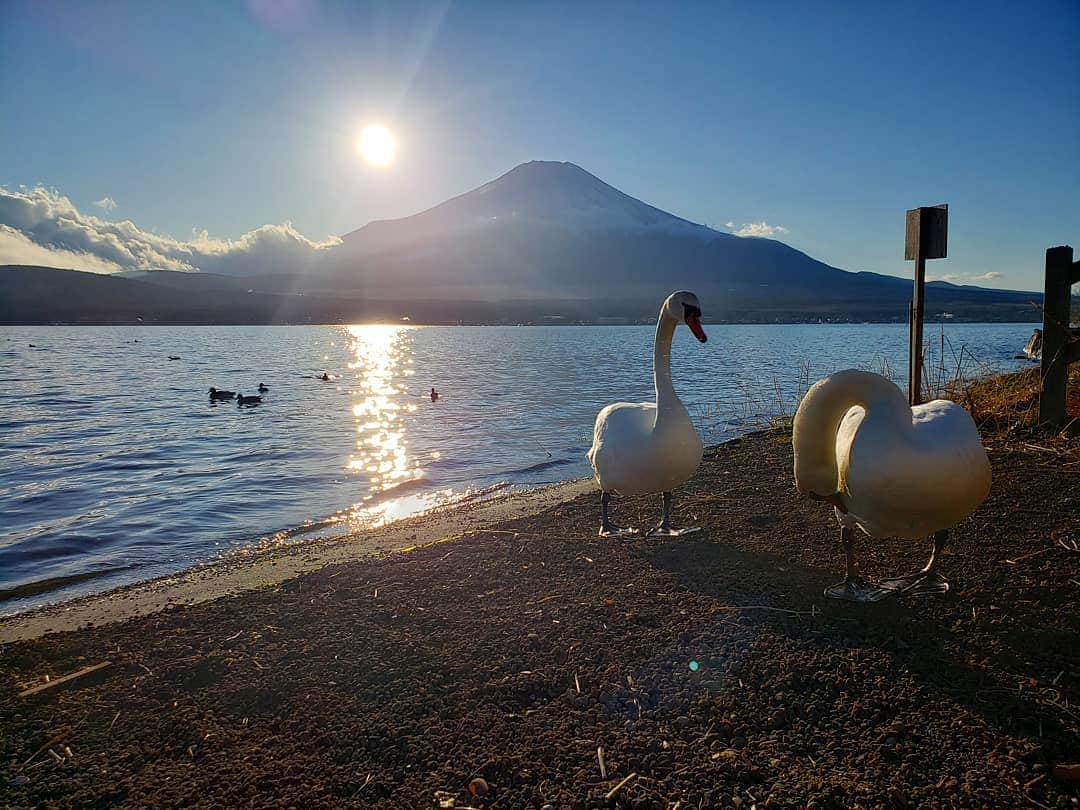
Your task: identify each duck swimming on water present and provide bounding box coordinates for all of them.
[237,394,262,407]
[258,383,269,392]
[209,387,236,401]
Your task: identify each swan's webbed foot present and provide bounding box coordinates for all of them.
[646,491,700,538]
[879,530,951,598]
[599,491,638,538]
[824,517,891,601]
[824,577,893,602]
[879,570,950,597]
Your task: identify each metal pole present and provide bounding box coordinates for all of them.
[909,211,926,406]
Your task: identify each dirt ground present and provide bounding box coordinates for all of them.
[1,428,1078,809]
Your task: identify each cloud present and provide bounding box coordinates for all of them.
[928,271,1005,284]
[724,221,735,229]
[0,186,342,275]
[732,221,789,238]
[0,225,124,273]
[93,196,117,211]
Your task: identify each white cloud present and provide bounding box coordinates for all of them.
[0,186,342,275]
[724,220,735,229]
[93,196,117,212]
[928,271,1005,284]
[733,221,789,238]
[0,225,124,273]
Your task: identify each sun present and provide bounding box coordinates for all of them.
[357,125,395,167]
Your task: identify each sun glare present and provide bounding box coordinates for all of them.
[357,125,395,167]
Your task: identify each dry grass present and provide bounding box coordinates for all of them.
[945,363,1080,461]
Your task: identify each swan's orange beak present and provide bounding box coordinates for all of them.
[686,313,707,343]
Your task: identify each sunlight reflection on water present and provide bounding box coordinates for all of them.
[0,321,1037,611]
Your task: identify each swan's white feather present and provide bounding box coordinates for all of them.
[588,401,702,496]
[795,370,991,541]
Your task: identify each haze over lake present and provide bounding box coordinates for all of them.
[1,322,1035,613]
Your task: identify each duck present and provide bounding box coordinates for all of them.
[587,290,708,537]
[792,369,991,602]
[237,394,262,407]
[168,356,181,361]
[209,387,236,401]
[258,383,269,393]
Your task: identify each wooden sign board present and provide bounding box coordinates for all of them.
[904,204,948,260]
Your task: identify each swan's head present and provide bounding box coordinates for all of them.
[663,290,707,343]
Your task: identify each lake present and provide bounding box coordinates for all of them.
[0,322,1036,614]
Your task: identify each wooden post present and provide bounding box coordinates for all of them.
[905,205,948,405]
[1039,245,1080,426]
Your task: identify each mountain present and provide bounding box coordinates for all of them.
[0,161,1041,323]
[316,161,1036,318]
[341,160,714,257]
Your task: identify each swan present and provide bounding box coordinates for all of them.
[792,369,991,602]
[588,290,708,536]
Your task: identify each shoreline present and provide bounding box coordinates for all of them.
[0,477,594,644]
[1,427,1075,807]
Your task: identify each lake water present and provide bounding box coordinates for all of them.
[0,322,1036,614]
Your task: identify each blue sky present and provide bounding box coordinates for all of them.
[1,0,1077,289]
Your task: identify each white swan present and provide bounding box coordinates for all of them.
[793,369,991,601]
[588,290,708,536]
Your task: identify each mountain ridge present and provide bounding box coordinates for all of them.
[0,161,1041,322]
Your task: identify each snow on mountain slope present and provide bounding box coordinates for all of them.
[340,161,721,257]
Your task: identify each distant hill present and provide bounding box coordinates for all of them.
[0,161,1042,323]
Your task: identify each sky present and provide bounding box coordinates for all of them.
[1,0,1077,289]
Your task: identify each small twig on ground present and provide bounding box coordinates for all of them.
[18,661,112,697]
[604,772,637,800]
[713,605,814,616]
[597,746,607,779]
[1003,546,1057,565]
[21,727,74,768]
[527,594,560,606]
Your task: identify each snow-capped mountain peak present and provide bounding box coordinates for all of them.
[341,161,718,256]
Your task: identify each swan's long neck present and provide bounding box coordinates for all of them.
[792,370,909,497]
[653,313,679,415]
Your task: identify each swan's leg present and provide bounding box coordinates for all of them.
[879,530,950,596]
[599,491,637,537]
[823,509,891,602]
[647,491,701,538]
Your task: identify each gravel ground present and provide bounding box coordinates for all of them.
[1,428,1078,809]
